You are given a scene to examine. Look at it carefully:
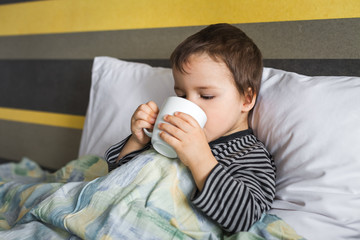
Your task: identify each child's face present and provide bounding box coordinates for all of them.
[173,53,252,142]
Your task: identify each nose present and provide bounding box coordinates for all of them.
[185,95,199,106]
[185,95,193,102]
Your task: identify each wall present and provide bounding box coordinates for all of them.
[0,0,359,169]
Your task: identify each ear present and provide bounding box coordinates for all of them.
[242,88,256,112]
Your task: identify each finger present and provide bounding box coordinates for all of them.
[133,119,154,130]
[158,122,185,141]
[172,112,200,128]
[159,129,180,148]
[133,104,157,122]
[136,103,158,117]
[163,114,192,133]
[133,110,156,124]
[175,112,200,126]
[146,101,159,115]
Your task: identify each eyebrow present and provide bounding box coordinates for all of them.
[174,86,218,91]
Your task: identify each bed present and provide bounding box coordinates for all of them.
[1,56,359,239]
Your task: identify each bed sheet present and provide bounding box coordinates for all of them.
[0,150,304,240]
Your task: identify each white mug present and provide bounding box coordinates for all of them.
[144,96,207,158]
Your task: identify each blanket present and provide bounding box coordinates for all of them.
[0,149,304,239]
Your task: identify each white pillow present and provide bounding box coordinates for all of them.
[250,68,360,240]
[78,57,174,158]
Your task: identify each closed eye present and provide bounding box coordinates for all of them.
[176,94,214,100]
[201,95,214,100]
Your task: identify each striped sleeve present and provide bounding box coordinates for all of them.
[191,142,276,233]
[105,135,150,172]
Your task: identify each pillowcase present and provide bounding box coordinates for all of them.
[78,57,174,158]
[250,68,360,240]
[79,57,360,239]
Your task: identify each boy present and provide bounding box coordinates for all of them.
[106,23,276,234]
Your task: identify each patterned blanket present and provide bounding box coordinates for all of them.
[0,149,304,239]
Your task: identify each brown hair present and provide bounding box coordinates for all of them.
[170,23,263,100]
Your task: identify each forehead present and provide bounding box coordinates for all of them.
[173,53,234,88]
[181,53,225,71]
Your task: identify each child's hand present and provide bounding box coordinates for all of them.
[158,112,218,190]
[131,101,159,146]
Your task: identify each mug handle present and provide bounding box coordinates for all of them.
[143,128,153,137]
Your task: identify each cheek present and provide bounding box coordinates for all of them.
[202,110,227,138]
[204,103,232,123]
[202,102,241,140]
[205,111,222,126]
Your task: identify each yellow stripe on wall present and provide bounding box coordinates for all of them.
[0,107,85,129]
[0,0,359,36]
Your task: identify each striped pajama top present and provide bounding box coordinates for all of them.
[105,129,276,233]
